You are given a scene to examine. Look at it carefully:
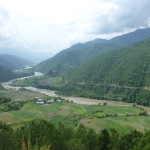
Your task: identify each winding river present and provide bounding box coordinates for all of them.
[2,72,150,113]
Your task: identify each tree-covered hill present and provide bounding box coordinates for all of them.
[33,28,150,76]
[0,65,16,82]
[0,54,33,70]
[67,38,150,87]
[0,65,34,82]
[0,83,4,90]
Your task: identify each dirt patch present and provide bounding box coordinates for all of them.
[0,112,14,123]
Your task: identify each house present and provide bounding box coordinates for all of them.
[36,101,44,105]
[37,99,43,102]
[37,99,46,102]
[36,98,45,104]
[57,100,62,103]
[47,99,54,104]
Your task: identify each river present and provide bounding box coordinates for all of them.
[1,72,133,106]
[2,72,150,113]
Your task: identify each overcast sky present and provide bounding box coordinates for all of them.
[0,0,150,62]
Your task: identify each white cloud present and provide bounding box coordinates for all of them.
[0,0,150,62]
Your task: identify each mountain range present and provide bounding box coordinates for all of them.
[67,38,150,87]
[0,54,33,70]
[34,28,150,76]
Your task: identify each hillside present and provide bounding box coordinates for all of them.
[0,83,4,90]
[34,28,150,76]
[67,38,150,87]
[0,54,33,70]
[0,65,16,82]
[0,65,34,82]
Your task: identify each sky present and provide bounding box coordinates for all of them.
[0,0,150,62]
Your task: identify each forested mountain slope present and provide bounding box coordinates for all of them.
[0,65,34,82]
[67,38,150,87]
[0,65,16,82]
[0,54,33,70]
[34,28,150,76]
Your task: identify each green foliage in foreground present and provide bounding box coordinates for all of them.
[0,119,150,150]
[1,100,149,133]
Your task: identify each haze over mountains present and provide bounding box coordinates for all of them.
[0,54,33,70]
[0,65,16,82]
[0,54,33,82]
[34,28,150,76]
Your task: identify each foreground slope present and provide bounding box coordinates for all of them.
[67,38,150,87]
[0,54,33,70]
[34,28,150,76]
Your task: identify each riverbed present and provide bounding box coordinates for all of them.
[1,72,133,106]
[2,72,150,114]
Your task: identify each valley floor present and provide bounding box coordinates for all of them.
[1,72,150,133]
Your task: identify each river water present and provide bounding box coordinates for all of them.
[2,72,135,106]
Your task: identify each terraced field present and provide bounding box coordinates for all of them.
[0,101,150,133]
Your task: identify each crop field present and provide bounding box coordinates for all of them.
[0,89,44,101]
[0,101,150,133]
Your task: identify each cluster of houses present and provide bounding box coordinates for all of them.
[35,97,62,105]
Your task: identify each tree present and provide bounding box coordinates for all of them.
[66,139,85,150]
[98,129,110,150]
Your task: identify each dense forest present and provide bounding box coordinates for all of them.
[55,83,150,106]
[0,119,150,150]
[0,65,16,82]
[67,38,150,87]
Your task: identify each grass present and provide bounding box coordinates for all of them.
[0,100,150,133]
[0,89,44,101]
[11,76,63,88]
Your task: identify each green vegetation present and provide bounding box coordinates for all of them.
[0,83,4,90]
[21,38,150,108]
[41,38,149,105]
[0,65,34,82]
[67,38,150,87]
[0,96,27,111]
[0,100,150,133]
[33,28,150,76]
[0,88,44,101]
[0,65,16,82]
[12,76,62,90]
[1,119,150,150]
[11,76,150,106]
[56,84,150,106]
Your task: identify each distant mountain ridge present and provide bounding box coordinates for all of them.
[34,28,150,76]
[0,54,33,70]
